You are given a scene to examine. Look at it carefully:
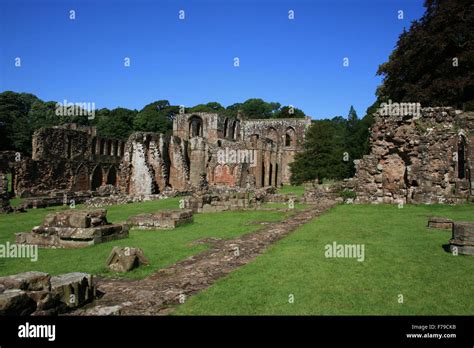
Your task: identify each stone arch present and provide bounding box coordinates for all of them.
[189,116,204,137]
[266,127,278,143]
[99,139,105,155]
[457,135,468,179]
[232,120,239,140]
[106,166,118,186]
[91,165,103,191]
[285,127,296,146]
[107,139,112,155]
[91,137,97,155]
[73,164,90,191]
[269,163,273,186]
[223,118,229,138]
[275,163,279,187]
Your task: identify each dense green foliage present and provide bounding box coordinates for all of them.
[290,106,373,184]
[0,92,306,155]
[176,204,474,315]
[376,0,474,110]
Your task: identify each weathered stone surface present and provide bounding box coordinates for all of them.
[0,289,37,315]
[0,271,51,291]
[50,273,95,308]
[345,107,473,204]
[82,305,122,316]
[427,216,453,230]
[450,221,474,255]
[127,209,193,230]
[43,209,107,228]
[0,272,96,315]
[106,247,150,273]
[16,209,128,248]
[15,124,123,196]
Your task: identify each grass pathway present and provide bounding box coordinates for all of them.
[73,200,336,315]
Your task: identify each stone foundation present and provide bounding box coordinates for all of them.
[427,217,454,230]
[127,209,194,229]
[0,271,96,315]
[183,192,253,213]
[15,209,128,248]
[450,221,474,256]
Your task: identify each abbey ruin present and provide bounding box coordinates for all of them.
[0,107,473,211]
[0,113,310,207]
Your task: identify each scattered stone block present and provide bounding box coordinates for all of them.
[83,304,122,316]
[0,271,51,291]
[106,247,150,272]
[127,209,193,229]
[427,216,453,230]
[50,272,95,309]
[0,271,96,315]
[0,289,37,315]
[15,209,128,248]
[450,221,474,256]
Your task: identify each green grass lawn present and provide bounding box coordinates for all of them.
[277,185,305,198]
[0,198,295,279]
[175,204,474,315]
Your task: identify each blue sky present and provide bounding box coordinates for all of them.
[0,0,425,119]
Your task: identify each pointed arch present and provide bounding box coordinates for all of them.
[106,166,118,186]
[91,165,103,191]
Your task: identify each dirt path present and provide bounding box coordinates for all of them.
[72,200,336,315]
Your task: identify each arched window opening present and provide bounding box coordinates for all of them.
[91,165,103,191]
[189,116,204,137]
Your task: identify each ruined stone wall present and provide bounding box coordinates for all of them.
[14,124,123,196]
[32,125,124,163]
[15,159,120,197]
[173,112,242,143]
[122,113,311,192]
[241,117,310,184]
[345,107,474,204]
[119,132,189,195]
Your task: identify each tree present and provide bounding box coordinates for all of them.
[95,107,137,139]
[0,91,30,154]
[289,105,374,184]
[187,102,224,113]
[133,101,175,135]
[376,0,474,110]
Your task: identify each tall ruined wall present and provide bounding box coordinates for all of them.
[241,117,311,184]
[14,159,120,196]
[345,107,474,204]
[119,132,189,195]
[32,126,124,164]
[173,112,241,143]
[14,125,123,196]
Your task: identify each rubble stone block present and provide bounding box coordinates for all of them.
[0,271,51,291]
[449,221,474,256]
[50,273,95,308]
[427,216,453,230]
[127,209,193,230]
[106,247,150,272]
[0,289,37,315]
[16,209,128,248]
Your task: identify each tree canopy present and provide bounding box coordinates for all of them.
[0,91,307,155]
[376,0,474,110]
